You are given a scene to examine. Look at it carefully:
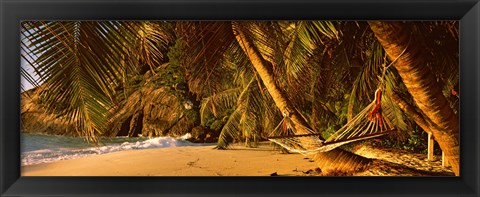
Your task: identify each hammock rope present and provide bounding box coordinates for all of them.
[268,89,398,155]
[268,43,411,155]
[269,100,397,154]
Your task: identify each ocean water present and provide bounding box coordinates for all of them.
[21,133,207,166]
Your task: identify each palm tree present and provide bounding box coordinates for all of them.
[21,20,458,175]
[179,21,373,173]
[21,21,172,142]
[368,21,460,176]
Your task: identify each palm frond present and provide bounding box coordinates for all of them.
[215,73,279,148]
[383,70,409,132]
[176,22,237,99]
[199,87,242,125]
[135,22,175,73]
[21,21,159,142]
[216,105,245,148]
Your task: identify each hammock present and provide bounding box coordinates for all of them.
[268,90,397,155]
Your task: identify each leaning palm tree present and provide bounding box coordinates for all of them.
[198,45,282,148]
[183,21,458,174]
[21,20,459,175]
[368,21,460,176]
[179,21,373,173]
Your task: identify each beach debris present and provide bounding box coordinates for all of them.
[270,172,278,176]
[186,158,200,167]
[305,167,322,174]
[301,157,313,162]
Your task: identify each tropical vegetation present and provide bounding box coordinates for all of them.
[20,21,459,175]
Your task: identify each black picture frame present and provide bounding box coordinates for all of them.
[1,0,479,196]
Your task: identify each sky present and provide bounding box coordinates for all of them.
[21,30,41,92]
[21,54,39,91]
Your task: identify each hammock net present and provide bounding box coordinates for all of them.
[268,91,397,155]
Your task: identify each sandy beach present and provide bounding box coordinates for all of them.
[22,142,454,176]
[22,144,319,176]
[18,21,460,178]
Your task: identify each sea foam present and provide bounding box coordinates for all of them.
[21,133,207,166]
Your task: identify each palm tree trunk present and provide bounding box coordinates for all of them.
[233,22,371,173]
[389,91,431,131]
[368,21,460,175]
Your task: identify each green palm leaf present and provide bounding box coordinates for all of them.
[199,87,242,125]
[21,21,166,142]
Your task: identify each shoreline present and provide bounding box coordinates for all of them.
[22,144,320,176]
[22,143,454,176]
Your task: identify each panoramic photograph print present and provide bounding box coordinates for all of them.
[20,21,459,176]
